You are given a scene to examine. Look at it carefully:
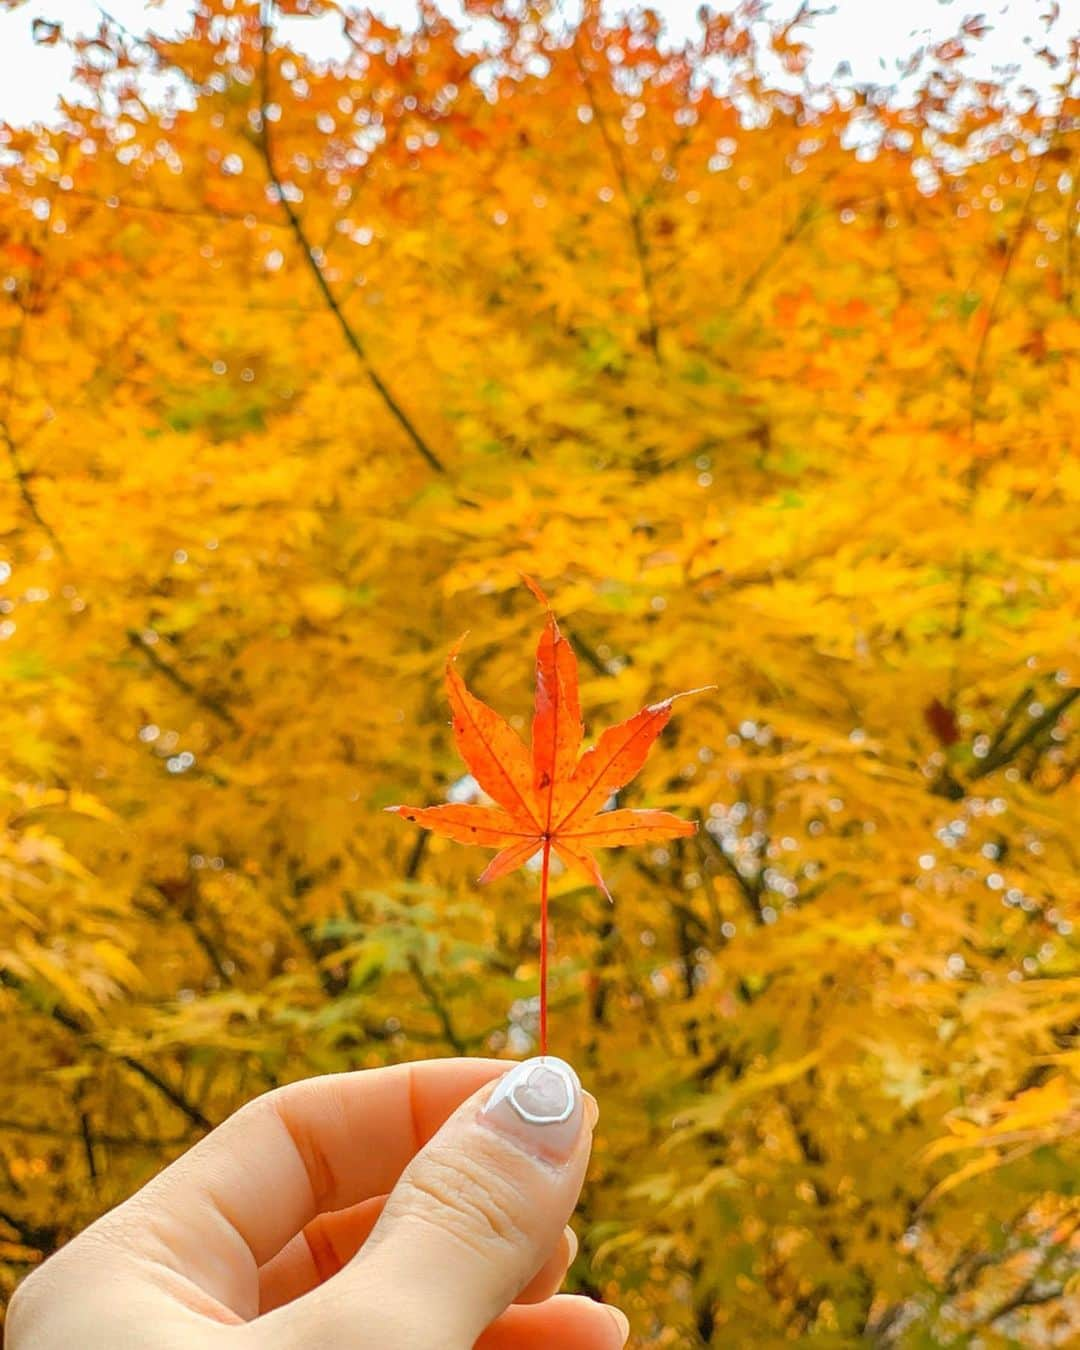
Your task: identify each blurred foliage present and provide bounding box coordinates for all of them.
[1,1,1079,1344]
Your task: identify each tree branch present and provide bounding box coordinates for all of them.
[257,3,445,474]
[0,1116,188,1149]
[571,36,663,361]
[0,969,211,1131]
[144,881,236,986]
[698,823,765,924]
[125,629,239,731]
[2,274,67,558]
[734,193,824,310]
[972,687,1078,779]
[950,142,1049,659]
[406,953,467,1054]
[1,419,66,559]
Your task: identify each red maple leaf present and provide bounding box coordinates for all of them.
[386,576,708,1050]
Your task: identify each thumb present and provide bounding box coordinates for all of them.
[305,1056,594,1348]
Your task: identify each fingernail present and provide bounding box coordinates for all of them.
[606,1305,630,1345]
[479,1056,584,1163]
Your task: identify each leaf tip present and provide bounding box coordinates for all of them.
[447,631,470,664]
[651,684,717,713]
[519,572,551,610]
[677,684,718,701]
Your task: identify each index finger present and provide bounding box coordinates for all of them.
[124,1058,510,1314]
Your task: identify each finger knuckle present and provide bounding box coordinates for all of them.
[393,1148,532,1258]
[234,1081,340,1211]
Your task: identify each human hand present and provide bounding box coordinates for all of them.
[7,1056,628,1349]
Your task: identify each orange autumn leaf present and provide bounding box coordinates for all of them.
[386,578,705,900]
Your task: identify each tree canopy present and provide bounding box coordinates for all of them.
[1,2,1078,1343]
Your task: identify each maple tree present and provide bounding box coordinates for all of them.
[1,0,1079,1344]
[387,576,702,1050]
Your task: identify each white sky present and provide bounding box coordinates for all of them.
[0,1,1074,124]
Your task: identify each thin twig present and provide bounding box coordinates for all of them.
[405,828,429,880]
[972,687,1078,779]
[977,1214,1080,1329]
[565,624,612,678]
[983,683,1036,762]
[78,1108,99,1183]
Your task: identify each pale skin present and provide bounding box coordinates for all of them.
[6,1057,630,1350]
